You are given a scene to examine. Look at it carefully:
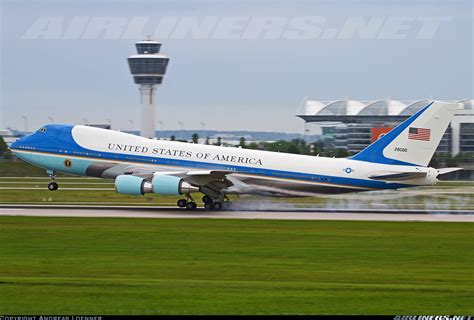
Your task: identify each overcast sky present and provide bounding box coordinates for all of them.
[1,0,472,133]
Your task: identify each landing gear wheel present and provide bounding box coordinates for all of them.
[204,202,213,210]
[177,199,187,208]
[213,202,223,210]
[186,202,197,210]
[48,182,58,191]
[223,201,232,210]
[202,195,212,204]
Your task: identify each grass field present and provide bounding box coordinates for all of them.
[0,217,472,315]
[0,159,66,177]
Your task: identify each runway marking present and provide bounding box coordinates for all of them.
[0,206,472,222]
[0,204,472,213]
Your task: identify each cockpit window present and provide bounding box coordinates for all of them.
[38,127,47,133]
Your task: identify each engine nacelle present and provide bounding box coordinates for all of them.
[151,174,200,195]
[114,174,199,196]
[115,175,146,195]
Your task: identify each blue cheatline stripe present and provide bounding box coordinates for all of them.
[13,151,92,176]
[11,124,413,190]
[15,149,412,191]
[351,101,434,166]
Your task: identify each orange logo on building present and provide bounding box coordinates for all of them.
[371,127,393,142]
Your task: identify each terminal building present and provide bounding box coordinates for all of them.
[297,99,474,156]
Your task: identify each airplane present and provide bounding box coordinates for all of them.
[10,101,462,210]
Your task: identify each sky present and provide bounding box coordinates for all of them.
[1,0,472,133]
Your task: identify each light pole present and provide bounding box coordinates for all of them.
[178,121,184,140]
[21,115,28,132]
[157,121,164,139]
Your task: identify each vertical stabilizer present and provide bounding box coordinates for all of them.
[351,101,458,167]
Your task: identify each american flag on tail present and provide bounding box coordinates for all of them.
[408,127,431,141]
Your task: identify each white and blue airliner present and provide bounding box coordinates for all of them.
[10,101,461,210]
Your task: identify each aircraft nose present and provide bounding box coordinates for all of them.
[10,137,22,150]
[10,135,29,151]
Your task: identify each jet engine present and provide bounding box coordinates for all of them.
[115,174,199,196]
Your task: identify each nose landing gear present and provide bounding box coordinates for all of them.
[48,182,59,191]
[47,169,59,191]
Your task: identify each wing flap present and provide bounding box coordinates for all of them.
[183,170,235,187]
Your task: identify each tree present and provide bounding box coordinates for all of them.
[0,136,12,159]
[429,153,441,168]
[311,141,324,154]
[335,148,349,158]
[192,133,199,144]
[455,152,474,165]
[205,137,210,145]
[286,143,301,154]
[247,142,259,149]
[214,137,222,146]
[239,137,246,148]
[170,135,176,141]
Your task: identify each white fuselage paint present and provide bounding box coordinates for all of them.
[68,126,436,192]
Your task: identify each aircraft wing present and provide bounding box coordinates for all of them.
[91,161,236,195]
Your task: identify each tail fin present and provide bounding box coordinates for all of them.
[351,101,458,167]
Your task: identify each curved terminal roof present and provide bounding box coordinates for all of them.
[458,99,473,110]
[302,99,470,116]
[358,99,407,116]
[399,100,431,115]
[317,100,366,116]
[304,100,326,115]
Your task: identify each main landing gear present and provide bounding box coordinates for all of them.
[203,196,219,210]
[177,194,197,210]
[47,169,59,191]
[202,195,232,211]
[176,194,232,211]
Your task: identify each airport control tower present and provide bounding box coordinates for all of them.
[127,38,170,138]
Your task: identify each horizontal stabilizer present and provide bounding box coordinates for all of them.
[437,167,463,175]
[369,171,427,181]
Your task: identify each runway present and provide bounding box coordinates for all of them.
[0,205,472,222]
